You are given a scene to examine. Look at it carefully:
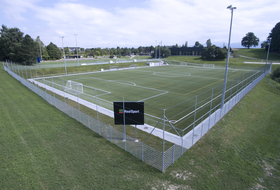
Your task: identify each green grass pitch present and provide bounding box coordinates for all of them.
[35,64,256,135]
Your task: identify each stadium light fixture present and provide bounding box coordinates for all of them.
[60,36,67,75]
[220,5,236,108]
[74,34,79,66]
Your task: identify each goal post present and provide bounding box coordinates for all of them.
[203,64,215,68]
[64,80,83,94]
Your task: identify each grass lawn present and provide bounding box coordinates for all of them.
[1,53,280,188]
[235,48,280,61]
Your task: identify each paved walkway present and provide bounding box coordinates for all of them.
[244,62,280,64]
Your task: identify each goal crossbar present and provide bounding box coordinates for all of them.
[64,80,83,94]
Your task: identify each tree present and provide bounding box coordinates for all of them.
[41,47,50,60]
[268,22,280,53]
[46,42,61,60]
[202,45,227,61]
[64,47,70,55]
[35,36,49,60]
[19,34,38,65]
[261,41,268,49]
[194,41,203,48]
[0,25,24,62]
[206,39,212,48]
[241,32,259,49]
[151,46,171,58]
[271,66,280,83]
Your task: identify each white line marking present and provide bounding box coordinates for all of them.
[153,72,191,77]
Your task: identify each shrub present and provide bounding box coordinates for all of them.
[271,66,280,83]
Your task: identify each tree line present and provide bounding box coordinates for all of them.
[0,24,172,64]
[241,22,280,54]
[0,25,63,65]
[1,22,279,64]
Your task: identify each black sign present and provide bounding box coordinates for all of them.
[114,102,144,125]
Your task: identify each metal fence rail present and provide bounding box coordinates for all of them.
[3,61,272,172]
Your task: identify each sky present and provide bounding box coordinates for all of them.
[0,0,279,49]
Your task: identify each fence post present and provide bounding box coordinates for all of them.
[236,76,239,105]
[71,106,74,118]
[43,74,47,100]
[52,77,56,107]
[229,79,233,111]
[208,88,213,131]
[30,68,32,79]
[95,89,100,135]
[25,65,27,79]
[21,65,24,79]
[200,117,204,137]
[242,74,244,90]
[123,97,127,151]
[110,126,112,143]
[142,143,144,161]
[62,79,67,114]
[135,125,138,142]
[181,137,183,156]
[162,109,166,173]
[192,96,197,146]
[77,90,81,123]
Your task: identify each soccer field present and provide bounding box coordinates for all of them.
[35,64,261,135]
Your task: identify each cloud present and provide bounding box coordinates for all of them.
[1,0,279,48]
[1,0,38,20]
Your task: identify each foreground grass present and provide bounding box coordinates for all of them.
[1,62,280,189]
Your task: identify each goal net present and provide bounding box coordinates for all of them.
[64,80,83,94]
[180,62,188,66]
[203,64,215,68]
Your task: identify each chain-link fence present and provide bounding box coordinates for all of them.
[3,61,272,172]
[28,58,157,70]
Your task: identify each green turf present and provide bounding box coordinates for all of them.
[33,63,265,136]
[1,62,279,189]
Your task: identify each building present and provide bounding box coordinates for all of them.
[168,47,203,56]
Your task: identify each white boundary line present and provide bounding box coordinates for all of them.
[28,78,182,146]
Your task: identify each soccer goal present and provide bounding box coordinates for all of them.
[180,62,188,66]
[64,80,83,94]
[110,66,119,70]
[203,64,215,68]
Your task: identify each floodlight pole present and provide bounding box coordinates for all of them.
[220,5,236,108]
[61,36,67,76]
[265,38,271,73]
[74,34,79,66]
